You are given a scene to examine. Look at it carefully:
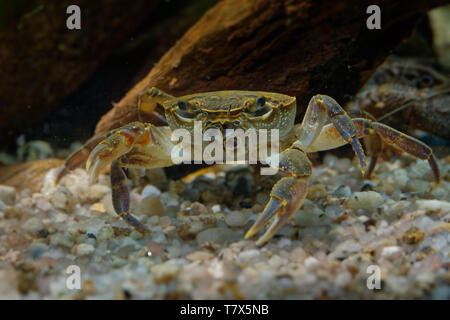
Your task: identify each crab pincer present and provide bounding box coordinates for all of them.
[56,135,107,184]
[58,122,151,234]
[245,143,311,245]
[84,123,151,234]
[246,95,368,245]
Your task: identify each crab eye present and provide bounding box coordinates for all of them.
[174,100,197,119]
[245,96,272,118]
[244,96,266,113]
[417,75,434,88]
[178,100,187,110]
[256,96,266,108]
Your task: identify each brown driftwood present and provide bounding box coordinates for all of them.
[95,0,448,137]
[0,0,157,143]
[0,158,63,193]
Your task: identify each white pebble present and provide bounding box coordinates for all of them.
[428,186,448,200]
[238,249,260,263]
[196,227,235,245]
[330,239,362,260]
[22,217,43,232]
[333,185,352,198]
[406,179,430,195]
[278,238,291,248]
[35,197,52,212]
[50,233,73,248]
[268,255,283,268]
[381,246,402,257]
[409,160,433,180]
[50,191,68,209]
[304,256,319,270]
[41,169,58,195]
[97,225,114,241]
[393,169,409,188]
[161,192,179,207]
[416,200,450,214]
[293,205,328,227]
[335,271,352,287]
[88,184,110,199]
[151,260,181,282]
[139,196,164,216]
[76,243,95,256]
[346,191,384,212]
[225,211,247,227]
[141,185,161,198]
[0,185,16,205]
[323,154,338,168]
[335,158,352,172]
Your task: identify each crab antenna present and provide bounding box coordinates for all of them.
[376,88,450,122]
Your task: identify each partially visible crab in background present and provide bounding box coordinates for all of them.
[346,57,450,141]
[56,87,441,246]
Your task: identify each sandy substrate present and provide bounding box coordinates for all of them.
[0,154,449,299]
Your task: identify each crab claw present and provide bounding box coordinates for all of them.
[86,133,134,184]
[56,135,106,184]
[245,176,308,246]
[86,143,111,184]
[349,136,366,176]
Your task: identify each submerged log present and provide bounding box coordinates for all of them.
[0,0,157,143]
[95,0,447,137]
[0,159,63,193]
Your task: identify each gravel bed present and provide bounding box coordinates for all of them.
[0,154,449,299]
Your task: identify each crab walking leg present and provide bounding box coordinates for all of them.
[246,143,310,246]
[362,133,382,179]
[369,121,440,183]
[307,118,440,183]
[110,160,149,234]
[296,95,366,175]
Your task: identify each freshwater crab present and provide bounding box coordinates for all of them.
[346,57,450,140]
[56,87,440,246]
